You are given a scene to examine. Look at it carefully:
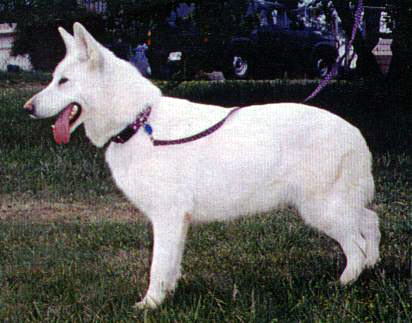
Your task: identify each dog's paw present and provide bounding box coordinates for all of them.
[133,296,159,310]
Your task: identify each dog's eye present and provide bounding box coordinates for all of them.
[58,77,69,85]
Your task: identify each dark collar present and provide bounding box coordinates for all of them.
[110,106,152,144]
[110,105,244,146]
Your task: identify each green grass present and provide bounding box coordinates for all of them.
[0,71,51,85]
[0,77,411,321]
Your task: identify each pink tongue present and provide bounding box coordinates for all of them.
[53,106,72,144]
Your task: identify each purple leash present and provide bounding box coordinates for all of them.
[150,107,243,146]
[304,0,363,102]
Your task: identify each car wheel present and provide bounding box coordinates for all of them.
[313,51,336,78]
[316,57,331,78]
[225,47,253,79]
[232,55,249,78]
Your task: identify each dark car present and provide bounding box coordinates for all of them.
[148,1,338,80]
[226,2,338,79]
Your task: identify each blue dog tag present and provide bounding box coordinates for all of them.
[144,124,153,135]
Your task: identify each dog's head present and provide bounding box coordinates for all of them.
[24,22,161,147]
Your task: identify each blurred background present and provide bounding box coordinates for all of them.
[0,0,410,83]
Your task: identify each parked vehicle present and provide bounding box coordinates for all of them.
[225,2,338,79]
[147,1,338,80]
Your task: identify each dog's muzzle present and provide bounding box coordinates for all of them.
[23,101,37,117]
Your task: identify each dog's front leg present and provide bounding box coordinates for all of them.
[135,212,191,309]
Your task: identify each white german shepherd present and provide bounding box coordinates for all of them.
[24,23,380,309]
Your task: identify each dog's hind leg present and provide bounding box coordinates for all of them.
[359,207,380,268]
[135,210,191,309]
[299,198,369,285]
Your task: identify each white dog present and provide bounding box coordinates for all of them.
[24,23,380,309]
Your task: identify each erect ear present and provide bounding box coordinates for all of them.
[58,27,75,55]
[72,22,103,69]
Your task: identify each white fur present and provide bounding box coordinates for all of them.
[24,23,380,309]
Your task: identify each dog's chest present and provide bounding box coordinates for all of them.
[105,141,194,212]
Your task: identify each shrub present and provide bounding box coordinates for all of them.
[11,5,106,71]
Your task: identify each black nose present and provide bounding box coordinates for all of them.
[23,101,36,116]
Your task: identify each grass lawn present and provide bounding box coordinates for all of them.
[0,78,411,321]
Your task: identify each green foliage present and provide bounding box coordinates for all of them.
[388,0,412,87]
[1,1,106,70]
[193,0,250,36]
[103,0,252,47]
[103,0,176,44]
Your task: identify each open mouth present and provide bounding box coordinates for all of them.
[52,103,82,144]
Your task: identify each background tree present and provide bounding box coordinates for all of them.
[387,0,412,89]
[0,0,105,70]
[1,0,410,81]
[103,0,251,45]
[104,0,177,45]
